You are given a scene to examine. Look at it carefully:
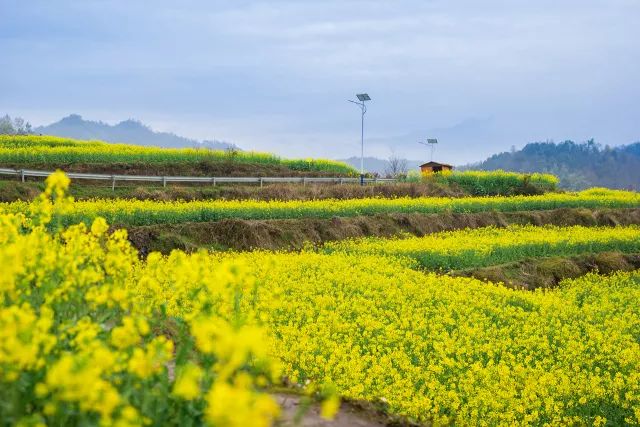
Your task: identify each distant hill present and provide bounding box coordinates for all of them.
[469,140,640,190]
[34,114,238,150]
[341,156,423,176]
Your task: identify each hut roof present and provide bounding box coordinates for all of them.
[419,161,453,168]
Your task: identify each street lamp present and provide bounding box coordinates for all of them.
[348,93,371,185]
[418,138,438,161]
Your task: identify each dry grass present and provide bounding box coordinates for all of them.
[126,207,640,255]
[0,180,467,202]
[0,160,351,178]
[455,252,640,290]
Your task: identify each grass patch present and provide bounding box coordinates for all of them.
[421,170,559,195]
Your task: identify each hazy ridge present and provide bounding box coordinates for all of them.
[34,114,238,151]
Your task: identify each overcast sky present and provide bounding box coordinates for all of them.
[1,0,638,163]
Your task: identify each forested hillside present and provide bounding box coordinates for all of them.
[472,140,640,190]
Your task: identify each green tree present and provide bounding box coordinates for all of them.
[0,114,33,135]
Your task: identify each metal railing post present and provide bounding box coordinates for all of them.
[162,176,167,188]
[111,175,116,191]
[20,169,25,183]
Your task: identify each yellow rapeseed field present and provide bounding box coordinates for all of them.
[2,173,640,426]
[0,135,356,174]
[140,249,640,426]
[325,224,640,270]
[2,186,639,226]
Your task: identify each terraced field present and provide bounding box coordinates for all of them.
[325,224,640,270]
[3,171,640,426]
[2,187,638,227]
[0,135,357,176]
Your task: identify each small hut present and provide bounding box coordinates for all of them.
[419,161,453,174]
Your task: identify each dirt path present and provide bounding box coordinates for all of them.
[275,394,393,427]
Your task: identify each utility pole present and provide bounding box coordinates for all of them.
[348,93,371,185]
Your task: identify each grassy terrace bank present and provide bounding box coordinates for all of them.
[0,135,358,176]
[454,251,640,290]
[2,188,638,227]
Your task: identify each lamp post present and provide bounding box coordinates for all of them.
[348,93,371,185]
[418,138,438,161]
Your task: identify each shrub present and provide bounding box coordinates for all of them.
[424,170,559,195]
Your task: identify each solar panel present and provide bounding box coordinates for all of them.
[356,93,371,101]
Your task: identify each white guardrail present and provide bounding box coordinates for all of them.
[0,168,397,189]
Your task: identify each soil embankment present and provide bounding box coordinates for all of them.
[0,161,353,178]
[127,207,640,255]
[0,180,465,202]
[454,252,640,290]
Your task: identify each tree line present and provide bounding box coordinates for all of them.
[0,114,33,135]
[472,139,640,190]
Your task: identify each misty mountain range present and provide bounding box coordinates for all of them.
[34,114,237,151]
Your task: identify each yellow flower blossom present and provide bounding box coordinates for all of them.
[127,336,173,379]
[91,217,109,236]
[172,362,204,400]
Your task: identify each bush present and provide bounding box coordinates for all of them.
[424,170,558,195]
